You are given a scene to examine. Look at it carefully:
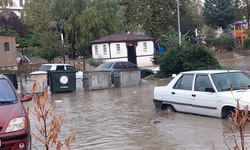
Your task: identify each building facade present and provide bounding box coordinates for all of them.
[0,0,27,18]
[0,36,17,66]
[90,34,156,67]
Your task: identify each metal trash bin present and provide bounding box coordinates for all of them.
[48,70,76,93]
[114,69,141,88]
[3,73,18,89]
[83,71,111,91]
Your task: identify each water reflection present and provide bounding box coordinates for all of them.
[23,79,250,150]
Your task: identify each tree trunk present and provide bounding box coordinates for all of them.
[71,41,76,59]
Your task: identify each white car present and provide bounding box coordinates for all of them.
[153,70,250,120]
[30,64,83,80]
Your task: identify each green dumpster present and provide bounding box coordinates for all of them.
[3,73,18,89]
[48,70,76,93]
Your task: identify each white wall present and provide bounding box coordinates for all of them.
[136,41,154,56]
[110,42,127,58]
[92,41,154,67]
[92,43,110,59]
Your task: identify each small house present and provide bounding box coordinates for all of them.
[0,36,17,66]
[89,33,156,67]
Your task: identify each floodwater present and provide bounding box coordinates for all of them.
[22,78,247,150]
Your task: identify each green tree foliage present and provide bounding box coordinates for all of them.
[0,15,27,36]
[156,44,220,77]
[0,0,13,7]
[204,35,235,51]
[179,0,204,37]
[122,0,190,38]
[23,0,53,32]
[37,32,64,63]
[158,31,189,51]
[50,0,124,59]
[203,0,235,29]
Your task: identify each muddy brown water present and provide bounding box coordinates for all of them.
[23,78,246,150]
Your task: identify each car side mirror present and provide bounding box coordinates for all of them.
[22,95,32,102]
[205,88,215,93]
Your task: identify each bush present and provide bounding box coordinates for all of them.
[151,52,164,65]
[244,38,250,49]
[87,58,103,67]
[205,35,235,51]
[156,44,220,77]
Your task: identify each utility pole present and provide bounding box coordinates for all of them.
[177,0,181,46]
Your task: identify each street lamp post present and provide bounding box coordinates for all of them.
[177,0,181,46]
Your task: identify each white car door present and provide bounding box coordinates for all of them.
[170,74,194,113]
[191,74,218,117]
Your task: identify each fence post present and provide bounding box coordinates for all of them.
[18,64,21,76]
[83,59,86,70]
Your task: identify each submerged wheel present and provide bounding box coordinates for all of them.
[163,105,175,112]
[226,110,234,122]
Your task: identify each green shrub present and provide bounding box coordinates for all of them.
[205,35,235,51]
[158,31,189,51]
[87,59,103,67]
[157,44,220,77]
[244,38,250,49]
[151,52,164,65]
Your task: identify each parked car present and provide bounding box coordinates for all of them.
[30,64,83,80]
[153,70,250,120]
[0,74,32,150]
[94,61,154,83]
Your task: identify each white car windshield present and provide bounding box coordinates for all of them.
[211,72,250,92]
[38,65,52,71]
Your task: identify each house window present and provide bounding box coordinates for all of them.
[103,45,107,55]
[4,43,9,51]
[95,45,98,55]
[116,44,121,54]
[20,0,23,7]
[143,42,147,52]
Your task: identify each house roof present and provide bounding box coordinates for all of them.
[89,33,156,44]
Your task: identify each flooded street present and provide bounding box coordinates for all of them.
[23,79,239,150]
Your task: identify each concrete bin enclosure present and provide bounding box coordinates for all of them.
[20,74,48,95]
[114,69,141,88]
[83,71,111,91]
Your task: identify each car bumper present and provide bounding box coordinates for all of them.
[0,132,30,150]
[153,99,164,110]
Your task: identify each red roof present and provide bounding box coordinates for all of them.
[89,33,156,44]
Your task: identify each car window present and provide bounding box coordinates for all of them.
[211,72,250,91]
[66,66,75,71]
[194,75,213,92]
[95,62,113,70]
[0,79,17,102]
[56,65,65,71]
[113,62,125,69]
[123,62,138,69]
[173,74,194,91]
[38,65,52,71]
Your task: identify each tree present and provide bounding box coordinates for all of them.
[0,14,27,36]
[237,0,250,26]
[37,31,64,63]
[50,0,125,59]
[23,0,53,32]
[121,0,191,38]
[203,0,236,29]
[180,0,204,37]
[0,0,13,7]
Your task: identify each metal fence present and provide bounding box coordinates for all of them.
[0,60,86,76]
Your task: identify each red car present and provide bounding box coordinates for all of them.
[0,74,32,150]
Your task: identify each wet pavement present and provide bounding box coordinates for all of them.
[23,79,240,150]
